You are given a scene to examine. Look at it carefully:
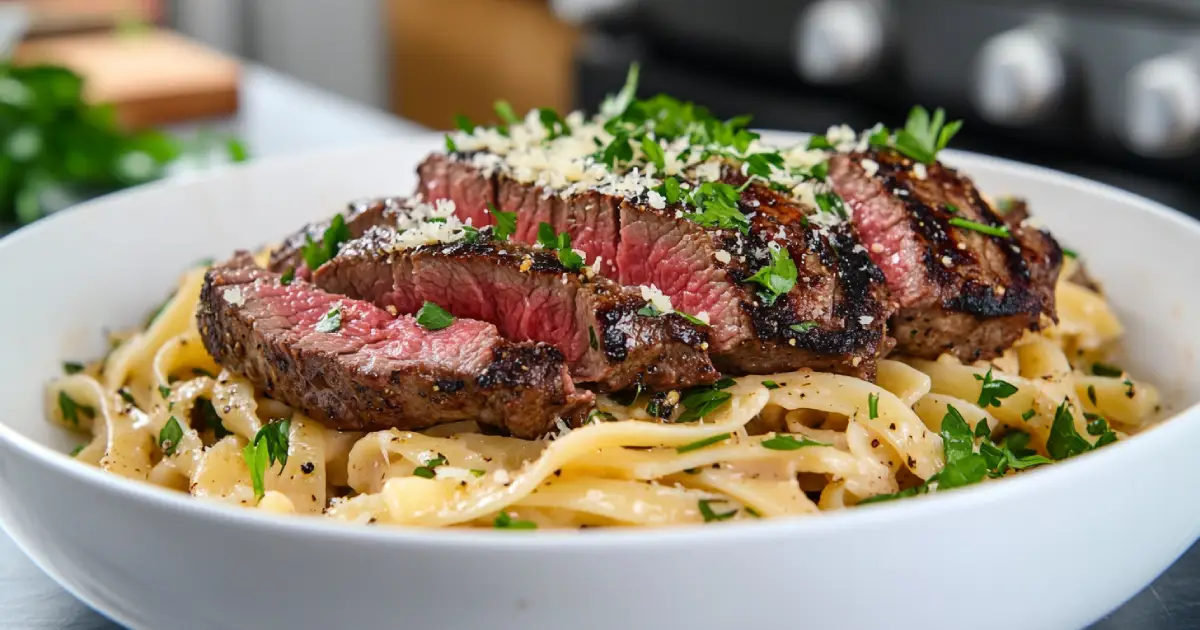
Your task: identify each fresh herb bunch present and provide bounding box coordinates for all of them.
[0,63,247,225]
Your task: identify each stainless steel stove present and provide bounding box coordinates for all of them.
[569,0,1200,217]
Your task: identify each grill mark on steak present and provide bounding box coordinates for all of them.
[312,226,719,392]
[198,252,593,438]
[829,149,1062,361]
[417,153,893,379]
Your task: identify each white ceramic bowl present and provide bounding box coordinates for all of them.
[1,133,1198,630]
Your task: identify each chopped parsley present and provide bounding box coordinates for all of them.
[762,380,781,390]
[1085,414,1119,448]
[1124,379,1135,398]
[158,385,171,399]
[683,181,750,233]
[641,135,666,170]
[444,134,457,153]
[676,432,732,453]
[1021,409,1036,421]
[589,325,599,350]
[891,106,963,165]
[1047,401,1095,460]
[538,108,571,139]
[280,266,295,285]
[413,453,448,479]
[453,113,475,134]
[586,409,616,424]
[744,151,784,179]
[675,378,735,423]
[196,398,231,439]
[944,203,959,213]
[790,321,817,333]
[673,311,709,327]
[814,191,848,218]
[416,301,456,330]
[494,511,537,530]
[242,419,291,501]
[62,361,85,375]
[1091,362,1123,377]
[315,304,343,333]
[698,499,738,522]
[493,99,520,125]
[859,483,933,505]
[935,405,989,490]
[57,391,94,426]
[461,225,481,244]
[1062,247,1078,259]
[158,416,184,457]
[118,388,136,406]
[974,367,1017,408]
[599,62,640,119]
[536,222,585,271]
[1086,384,1098,406]
[745,242,798,306]
[760,434,829,450]
[469,469,487,477]
[974,418,991,439]
[300,213,352,270]
[868,392,879,419]
[489,204,517,241]
[949,217,1010,239]
[69,444,85,457]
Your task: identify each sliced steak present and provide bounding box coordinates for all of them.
[312,226,719,392]
[417,153,892,379]
[197,253,593,438]
[829,149,1062,361]
[267,197,406,277]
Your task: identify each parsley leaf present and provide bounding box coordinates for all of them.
[1046,401,1092,460]
[676,432,732,453]
[300,213,352,270]
[413,453,448,479]
[538,108,571,139]
[242,419,291,501]
[936,404,989,490]
[868,392,879,420]
[760,434,830,450]
[685,182,749,233]
[489,204,517,241]
[159,416,184,457]
[891,106,963,164]
[57,391,94,426]
[280,267,295,285]
[494,511,538,530]
[859,482,933,505]
[744,152,785,179]
[1091,362,1124,377]
[453,114,475,134]
[974,367,1018,408]
[698,499,738,522]
[62,361,85,374]
[158,385,171,399]
[807,135,833,150]
[444,134,457,153]
[762,380,781,390]
[745,243,798,305]
[195,398,231,439]
[641,136,666,170]
[675,379,735,422]
[493,100,520,125]
[416,302,456,331]
[974,418,991,439]
[599,62,640,119]
[657,177,683,205]
[1085,414,1119,447]
[790,321,817,333]
[536,222,585,271]
[315,304,343,333]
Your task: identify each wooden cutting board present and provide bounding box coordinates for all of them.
[14,28,240,129]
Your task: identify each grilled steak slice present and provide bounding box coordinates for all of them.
[312,226,719,392]
[828,149,1062,361]
[417,153,892,379]
[268,197,407,277]
[198,253,593,438]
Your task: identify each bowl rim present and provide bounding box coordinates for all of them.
[2,135,1199,549]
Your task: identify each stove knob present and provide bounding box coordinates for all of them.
[793,0,884,84]
[972,28,1065,125]
[1122,55,1200,158]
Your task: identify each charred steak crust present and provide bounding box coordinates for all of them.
[416,153,893,380]
[312,227,719,392]
[197,252,593,439]
[829,149,1062,361]
[267,196,405,275]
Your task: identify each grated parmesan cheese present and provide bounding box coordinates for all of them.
[222,287,245,306]
[639,284,675,314]
[861,158,880,177]
[714,250,732,264]
[912,163,928,180]
[859,315,874,325]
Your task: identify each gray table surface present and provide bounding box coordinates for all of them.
[1,65,1197,630]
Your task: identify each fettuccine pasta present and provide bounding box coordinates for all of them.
[45,253,1161,529]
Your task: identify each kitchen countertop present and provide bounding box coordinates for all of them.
[0,64,1197,630]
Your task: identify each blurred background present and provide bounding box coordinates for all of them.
[3,0,1200,230]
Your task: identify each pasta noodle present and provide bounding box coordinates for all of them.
[44,256,1163,529]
